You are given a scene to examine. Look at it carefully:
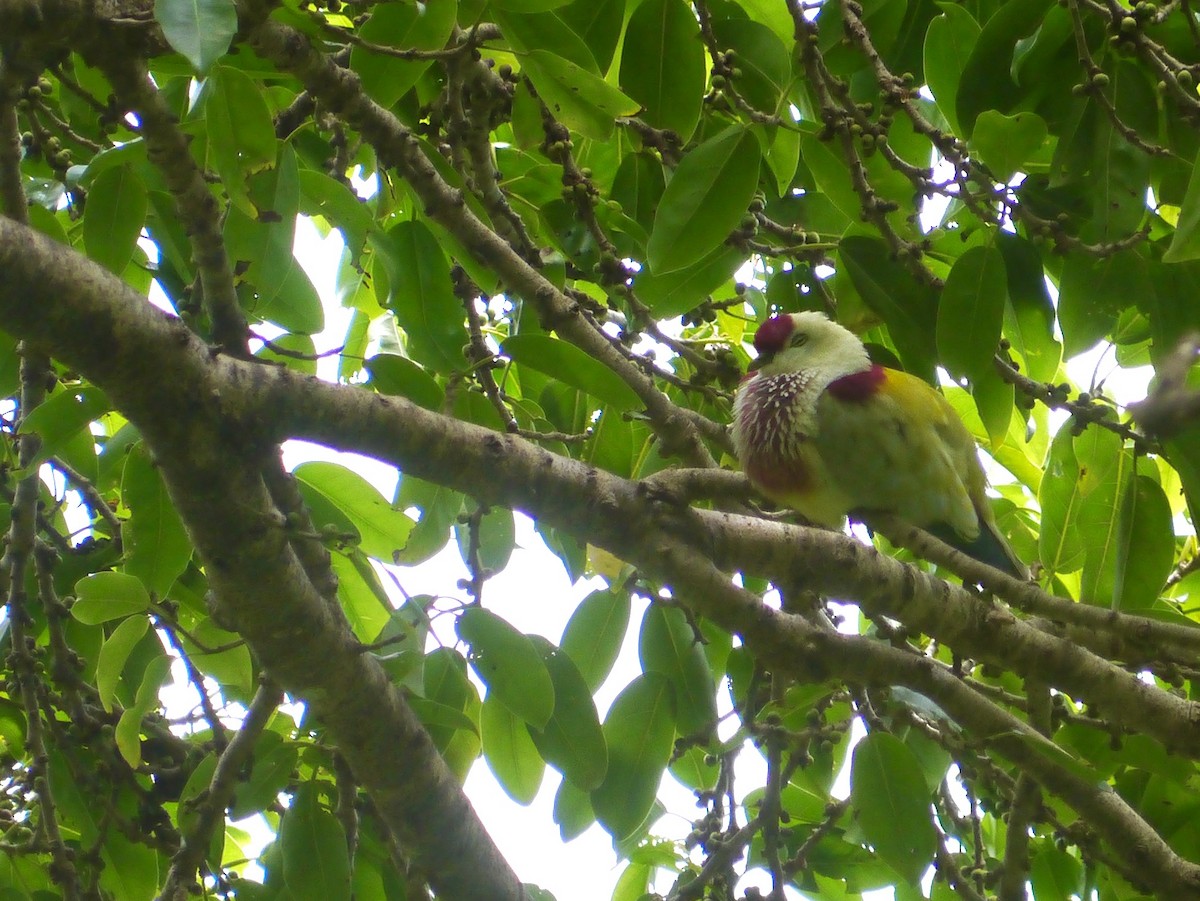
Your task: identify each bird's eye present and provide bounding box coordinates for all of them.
[790,333,808,348]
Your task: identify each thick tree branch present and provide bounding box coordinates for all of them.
[872,514,1200,666]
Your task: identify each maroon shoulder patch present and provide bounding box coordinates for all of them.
[826,365,885,402]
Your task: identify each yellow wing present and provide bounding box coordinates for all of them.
[813,367,985,539]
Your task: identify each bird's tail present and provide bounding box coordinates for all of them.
[927,519,1028,580]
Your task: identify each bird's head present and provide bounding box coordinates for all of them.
[748,312,872,381]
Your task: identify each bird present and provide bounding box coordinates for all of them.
[731,311,1027,579]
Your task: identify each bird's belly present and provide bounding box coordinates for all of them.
[743,443,851,528]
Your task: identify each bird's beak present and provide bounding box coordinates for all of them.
[747,353,770,372]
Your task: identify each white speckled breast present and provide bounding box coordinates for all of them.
[732,370,824,462]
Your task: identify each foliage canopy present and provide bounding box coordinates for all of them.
[1,0,1200,898]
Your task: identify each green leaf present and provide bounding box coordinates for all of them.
[586,407,635,478]
[971,111,1048,183]
[1090,120,1149,244]
[0,697,26,758]
[457,608,555,729]
[495,9,599,73]
[72,572,151,624]
[558,0,626,72]
[669,744,720,792]
[177,752,219,844]
[1114,475,1174,611]
[527,636,608,791]
[154,0,236,74]
[1058,251,1151,357]
[253,257,325,337]
[561,588,631,692]
[232,735,299,819]
[638,605,716,736]
[493,0,571,9]
[331,551,392,643]
[97,615,149,713]
[99,833,161,899]
[520,51,640,141]
[224,148,318,332]
[612,863,651,901]
[733,0,795,42]
[1031,842,1084,899]
[44,755,95,842]
[646,126,761,274]
[349,2,458,108]
[971,365,1014,450]
[850,733,936,886]
[394,475,464,565]
[115,655,172,769]
[294,461,414,562]
[1145,262,1200,364]
[365,354,444,411]
[46,748,161,898]
[936,244,1007,383]
[122,444,192,598]
[923,4,979,134]
[710,19,792,116]
[619,0,705,139]
[82,166,147,274]
[482,693,545,804]
[553,776,595,840]
[955,0,1053,136]
[442,687,484,783]
[454,505,516,574]
[407,696,481,737]
[503,334,641,411]
[17,384,110,473]
[839,235,938,382]
[1077,428,1132,605]
[281,786,352,901]
[203,66,277,214]
[798,124,864,224]
[1164,150,1200,263]
[591,673,675,838]
[997,232,1061,383]
[298,171,374,258]
[1039,424,1085,576]
[611,151,665,238]
[634,245,744,318]
[372,221,468,373]
[177,615,253,694]
[762,123,801,199]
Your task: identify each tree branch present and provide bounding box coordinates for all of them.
[160,680,283,901]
